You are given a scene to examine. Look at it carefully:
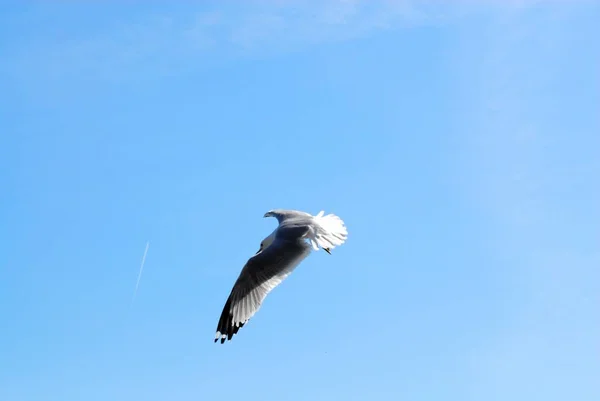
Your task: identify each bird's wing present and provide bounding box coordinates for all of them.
[214,235,311,343]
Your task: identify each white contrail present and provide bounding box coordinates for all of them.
[132,241,150,303]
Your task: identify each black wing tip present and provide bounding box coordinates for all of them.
[214,293,246,344]
[214,320,246,344]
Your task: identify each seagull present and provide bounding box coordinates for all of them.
[214,209,348,344]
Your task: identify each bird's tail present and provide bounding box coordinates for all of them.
[309,211,348,252]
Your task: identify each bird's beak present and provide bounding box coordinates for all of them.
[324,248,331,255]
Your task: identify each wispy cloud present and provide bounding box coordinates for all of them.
[131,241,150,304]
[1,0,558,86]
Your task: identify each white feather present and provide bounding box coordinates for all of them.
[309,211,348,251]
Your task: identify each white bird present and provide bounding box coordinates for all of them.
[214,209,348,343]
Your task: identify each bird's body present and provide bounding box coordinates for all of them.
[214,209,348,343]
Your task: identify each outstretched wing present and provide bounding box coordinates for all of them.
[214,235,311,343]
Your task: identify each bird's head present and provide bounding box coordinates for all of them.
[263,209,295,222]
[263,210,279,219]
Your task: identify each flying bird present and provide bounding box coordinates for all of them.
[214,209,348,343]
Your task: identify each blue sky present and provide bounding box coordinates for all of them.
[1,1,599,400]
